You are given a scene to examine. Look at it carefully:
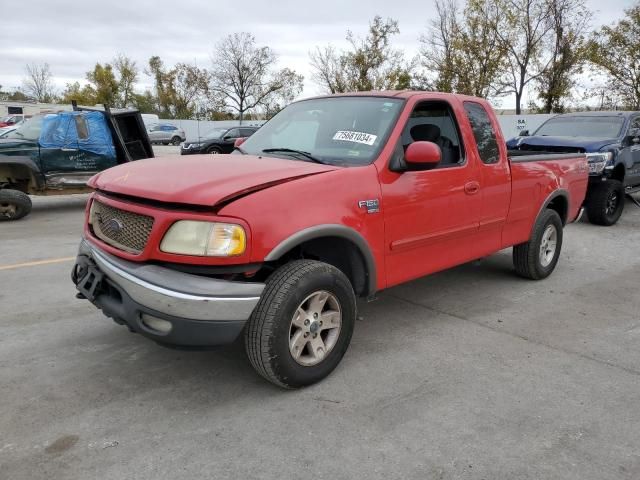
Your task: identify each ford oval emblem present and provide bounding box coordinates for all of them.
[103,218,124,235]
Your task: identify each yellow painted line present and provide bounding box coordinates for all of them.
[0,257,75,271]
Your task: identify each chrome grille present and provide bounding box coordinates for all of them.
[91,200,154,254]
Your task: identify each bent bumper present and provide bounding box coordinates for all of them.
[72,239,264,347]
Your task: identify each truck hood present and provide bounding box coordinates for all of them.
[90,154,338,207]
[509,135,619,153]
[0,138,38,150]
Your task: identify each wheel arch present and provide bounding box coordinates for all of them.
[533,189,570,232]
[264,225,377,297]
[0,156,44,192]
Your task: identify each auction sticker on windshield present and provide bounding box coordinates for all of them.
[333,131,378,146]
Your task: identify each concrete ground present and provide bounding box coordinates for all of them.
[1,185,639,479]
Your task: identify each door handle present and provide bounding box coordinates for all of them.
[464,181,480,195]
[61,148,78,152]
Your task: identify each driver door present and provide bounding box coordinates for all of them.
[221,128,241,153]
[626,116,640,185]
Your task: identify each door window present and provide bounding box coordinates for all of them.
[401,101,464,167]
[225,128,241,139]
[463,102,499,164]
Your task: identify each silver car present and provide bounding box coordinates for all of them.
[147,123,186,145]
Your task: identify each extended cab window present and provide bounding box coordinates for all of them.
[402,101,464,167]
[75,116,89,140]
[464,102,499,164]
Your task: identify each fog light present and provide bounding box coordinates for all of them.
[141,314,172,334]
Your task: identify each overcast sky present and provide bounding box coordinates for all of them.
[0,0,636,108]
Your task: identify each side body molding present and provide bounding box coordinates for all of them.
[264,224,378,296]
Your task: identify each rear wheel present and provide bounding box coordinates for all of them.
[513,209,563,280]
[586,179,625,226]
[0,189,32,221]
[245,260,356,389]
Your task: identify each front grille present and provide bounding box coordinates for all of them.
[91,200,154,254]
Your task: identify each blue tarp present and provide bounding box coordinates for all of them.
[39,111,116,158]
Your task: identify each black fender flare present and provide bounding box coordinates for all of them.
[264,224,378,296]
[532,189,570,232]
[0,155,45,190]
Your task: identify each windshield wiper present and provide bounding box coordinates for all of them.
[262,148,325,164]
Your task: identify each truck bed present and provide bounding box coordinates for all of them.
[503,151,588,248]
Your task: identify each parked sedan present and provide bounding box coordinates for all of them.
[147,123,186,145]
[181,126,259,155]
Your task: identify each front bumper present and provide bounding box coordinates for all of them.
[180,145,205,155]
[72,239,264,347]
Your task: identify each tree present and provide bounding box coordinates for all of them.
[588,4,640,109]
[22,63,57,103]
[420,0,509,98]
[86,63,119,106]
[481,0,556,114]
[534,0,592,113]
[60,81,96,105]
[113,54,138,107]
[310,16,415,93]
[146,56,210,119]
[210,33,304,123]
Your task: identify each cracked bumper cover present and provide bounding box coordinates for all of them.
[72,239,265,347]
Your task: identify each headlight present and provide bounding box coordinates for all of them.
[586,152,613,174]
[160,221,246,257]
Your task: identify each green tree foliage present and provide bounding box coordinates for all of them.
[588,4,640,109]
[310,16,415,93]
[146,56,210,119]
[534,0,591,113]
[60,55,140,108]
[210,33,304,123]
[113,54,138,107]
[421,0,509,98]
[86,63,119,106]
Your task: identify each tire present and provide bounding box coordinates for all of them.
[513,209,563,280]
[206,146,222,155]
[171,136,182,146]
[586,179,625,226]
[245,260,357,389]
[0,189,32,221]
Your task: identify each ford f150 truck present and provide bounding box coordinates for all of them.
[507,111,640,226]
[72,92,588,388]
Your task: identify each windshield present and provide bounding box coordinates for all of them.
[239,96,404,166]
[534,116,625,138]
[5,115,45,141]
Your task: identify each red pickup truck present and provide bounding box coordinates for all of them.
[72,92,588,388]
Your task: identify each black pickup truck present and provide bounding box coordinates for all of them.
[507,111,640,226]
[0,104,153,221]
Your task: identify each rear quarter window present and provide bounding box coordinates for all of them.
[464,102,499,164]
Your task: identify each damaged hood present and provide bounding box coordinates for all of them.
[89,154,337,207]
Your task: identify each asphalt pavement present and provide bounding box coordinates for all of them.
[1,173,639,479]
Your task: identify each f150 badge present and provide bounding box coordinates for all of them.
[358,199,380,214]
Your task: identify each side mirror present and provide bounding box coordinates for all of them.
[234,137,247,148]
[405,141,441,167]
[519,130,530,137]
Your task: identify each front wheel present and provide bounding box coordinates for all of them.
[245,260,356,389]
[0,189,32,221]
[586,179,625,226]
[206,146,222,155]
[171,136,182,146]
[513,209,563,280]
